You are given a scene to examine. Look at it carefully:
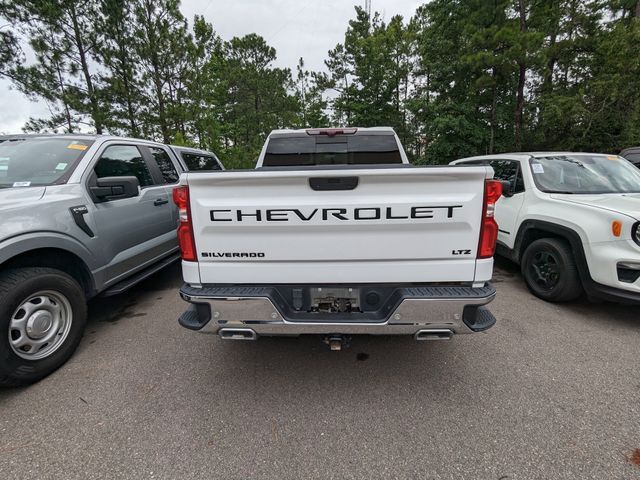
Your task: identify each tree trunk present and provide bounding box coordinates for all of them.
[157,84,169,142]
[514,0,527,151]
[514,63,526,151]
[69,4,102,134]
[563,0,577,86]
[542,32,557,94]
[54,58,73,132]
[489,68,497,154]
[117,39,139,137]
[124,78,138,137]
[142,0,169,143]
[151,61,169,142]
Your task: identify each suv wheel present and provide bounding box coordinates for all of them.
[0,268,87,387]
[521,238,583,302]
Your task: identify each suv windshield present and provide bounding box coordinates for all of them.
[263,134,403,167]
[529,155,640,194]
[0,137,93,188]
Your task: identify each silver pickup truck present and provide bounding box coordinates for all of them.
[0,134,222,386]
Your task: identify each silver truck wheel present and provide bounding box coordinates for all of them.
[0,268,87,387]
[9,290,73,360]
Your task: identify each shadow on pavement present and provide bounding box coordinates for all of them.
[87,261,183,324]
[493,254,640,328]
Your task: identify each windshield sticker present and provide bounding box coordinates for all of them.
[532,163,544,174]
[13,181,31,187]
[67,143,88,151]
[55,162,68,170]
[606,156,618,161]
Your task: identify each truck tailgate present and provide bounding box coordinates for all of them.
[187,166,493,284]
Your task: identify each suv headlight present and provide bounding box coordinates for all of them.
[633,222,640,246]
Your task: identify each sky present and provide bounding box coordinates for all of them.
[0,0,422,133]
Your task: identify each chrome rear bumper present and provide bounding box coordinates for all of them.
[178,283,497,337]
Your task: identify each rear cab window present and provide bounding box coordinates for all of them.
[262,132,403,167]
[181,151,222,171]
[148,146,179,183]
[622,152,640,167]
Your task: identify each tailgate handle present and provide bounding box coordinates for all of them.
[309,176,359,191]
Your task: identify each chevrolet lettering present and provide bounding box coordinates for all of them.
[210,205,464,222]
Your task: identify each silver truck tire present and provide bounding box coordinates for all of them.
[0,268,87,387]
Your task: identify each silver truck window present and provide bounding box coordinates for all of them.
[181,152,222,171]
[0,137,93,187]
[149,147,179,183]
[623,152,640,166]
[94,145,154,187]
[263,135,402,166]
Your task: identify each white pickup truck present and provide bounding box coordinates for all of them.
[174,127,502,347]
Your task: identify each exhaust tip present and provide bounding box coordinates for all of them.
[414,329,453,341]
[219,328,257,340]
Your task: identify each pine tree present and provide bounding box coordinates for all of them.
[323,7,414,149]
[95,0,144,137]
[132,0,189,143]
[218,33,298,167]
[295,58,329,128]
[0,0,104,132]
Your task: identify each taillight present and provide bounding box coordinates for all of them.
[305,128,357,137]
[478,180,503,259]
[172,186,196,261]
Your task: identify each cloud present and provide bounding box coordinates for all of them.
[0,82,52,134]
[181,0,421,71]
[0,0,422,133]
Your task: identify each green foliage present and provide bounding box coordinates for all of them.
[1,0,640,166]
[0,0,104,132]
[95,0,144,137]
[217,33,299,167]
[295,58,329,128]
[407,0,640,163]
[323,6,415,152]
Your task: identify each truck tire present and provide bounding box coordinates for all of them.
[521,238,583,302]
[0,268,87,387]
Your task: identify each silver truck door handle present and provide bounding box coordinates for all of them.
[154,198,169,206]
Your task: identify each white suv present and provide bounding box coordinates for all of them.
[452,153,640,304]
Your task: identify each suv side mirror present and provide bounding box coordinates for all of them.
[499,180,515,198]
[90,176,140,201]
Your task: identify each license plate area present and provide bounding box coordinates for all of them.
[309,287,361,313]
[277,285,400,322]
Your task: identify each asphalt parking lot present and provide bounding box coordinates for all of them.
[1,259,639,480]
